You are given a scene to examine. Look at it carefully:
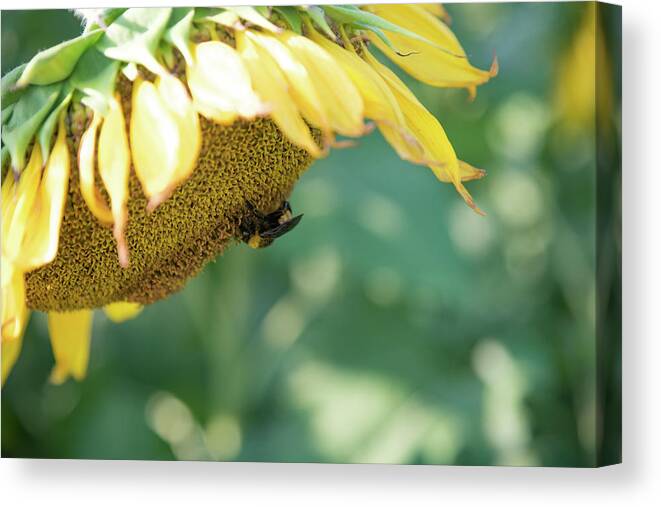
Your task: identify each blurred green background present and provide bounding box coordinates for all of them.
[1,3,620,466]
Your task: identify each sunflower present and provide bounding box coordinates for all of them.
[1,5,497,385]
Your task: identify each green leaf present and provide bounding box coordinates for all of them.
[82,8,127,32]
[322,5,460,57]
[1,82,61,172]
[163,8,195,65]
[1,146,9,170]
[193,8,223,22]
[16,29,104,88]
[1,64,27,108]
[225,6,281,33]
[70,47,120,116]
[306,6,336,40]
[273,7,302,34]
[97,7,173,75]
[2,103,15,126]
[254,6,271,18]
[38,89,73,161]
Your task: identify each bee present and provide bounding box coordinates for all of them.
[240,201,303,249]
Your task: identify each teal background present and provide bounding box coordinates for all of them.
[1,3,620,466]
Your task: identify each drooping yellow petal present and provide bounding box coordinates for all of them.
[146,74,202,211]
[364,49,483,214]
[1,258,28,344]
[130,78,180,200]
[247,31,332,143]
[187,41,268,124]
[1,171,17,250]
[1,172,14,211]
[103,301,143,323]
[308,29,399,124]
[364,4,497,91]
[278,31,365,138]
[4,144,42,261]
[19,116,70,271]
[78,113,113,226]
[236,31,321,157]
[419,3,451,22]
[2,325,25,385]
[377,123,485,183]
[377,120,430,164]
[1,256,30,384]
[98,95,131,267]
[47,310,93,384]
[455,160,487,183]
[307,28,428,162]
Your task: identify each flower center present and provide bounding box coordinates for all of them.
[25,111,313,312]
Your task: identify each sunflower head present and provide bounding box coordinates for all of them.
[1,4,496,384]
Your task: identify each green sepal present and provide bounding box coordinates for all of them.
[354,24,403,55]
[2,103,15,126]
[1,145,9,170]
[254,6,271,18]
[1,64,27,109]
[225,6,281,33]
[306,6,336,40]
[323,5,461,57]
[70,47,120,116]
[16,29,104,88]
[1,82,61,172]
[82,8,127,32]
[38,88,73,162]
[97,7,173,76]
[192,8,222,22]
[163,8,195,66]
[273,7,302,34]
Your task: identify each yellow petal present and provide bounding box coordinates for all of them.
[308,29,430,163]
[365,49,483,214]
[4,144,42,261]
[1,172,14,213]
[364,4,497,90]
[1,257,30,384]
[48,310,93,384]
[456,160,487,183]
[307,28,431,161]
[146,74,202,210]
[278,31,365,138]
[376,123,486,183]
[130,78,180,200]
[78,113,113,226]
[247,31,332,143]
[103,301,143,323]
[19,116,70,271]
[98,95,131,267]
[377,120,429,164]
[187,41,267,124]
[418,3,451,22]
[1,258,29,344]
[308,29,402,125]
[236,31,321,157]
[2,326,25,385]
[1,171,17,250]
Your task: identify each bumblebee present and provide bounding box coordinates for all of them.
[240,201,303,249]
